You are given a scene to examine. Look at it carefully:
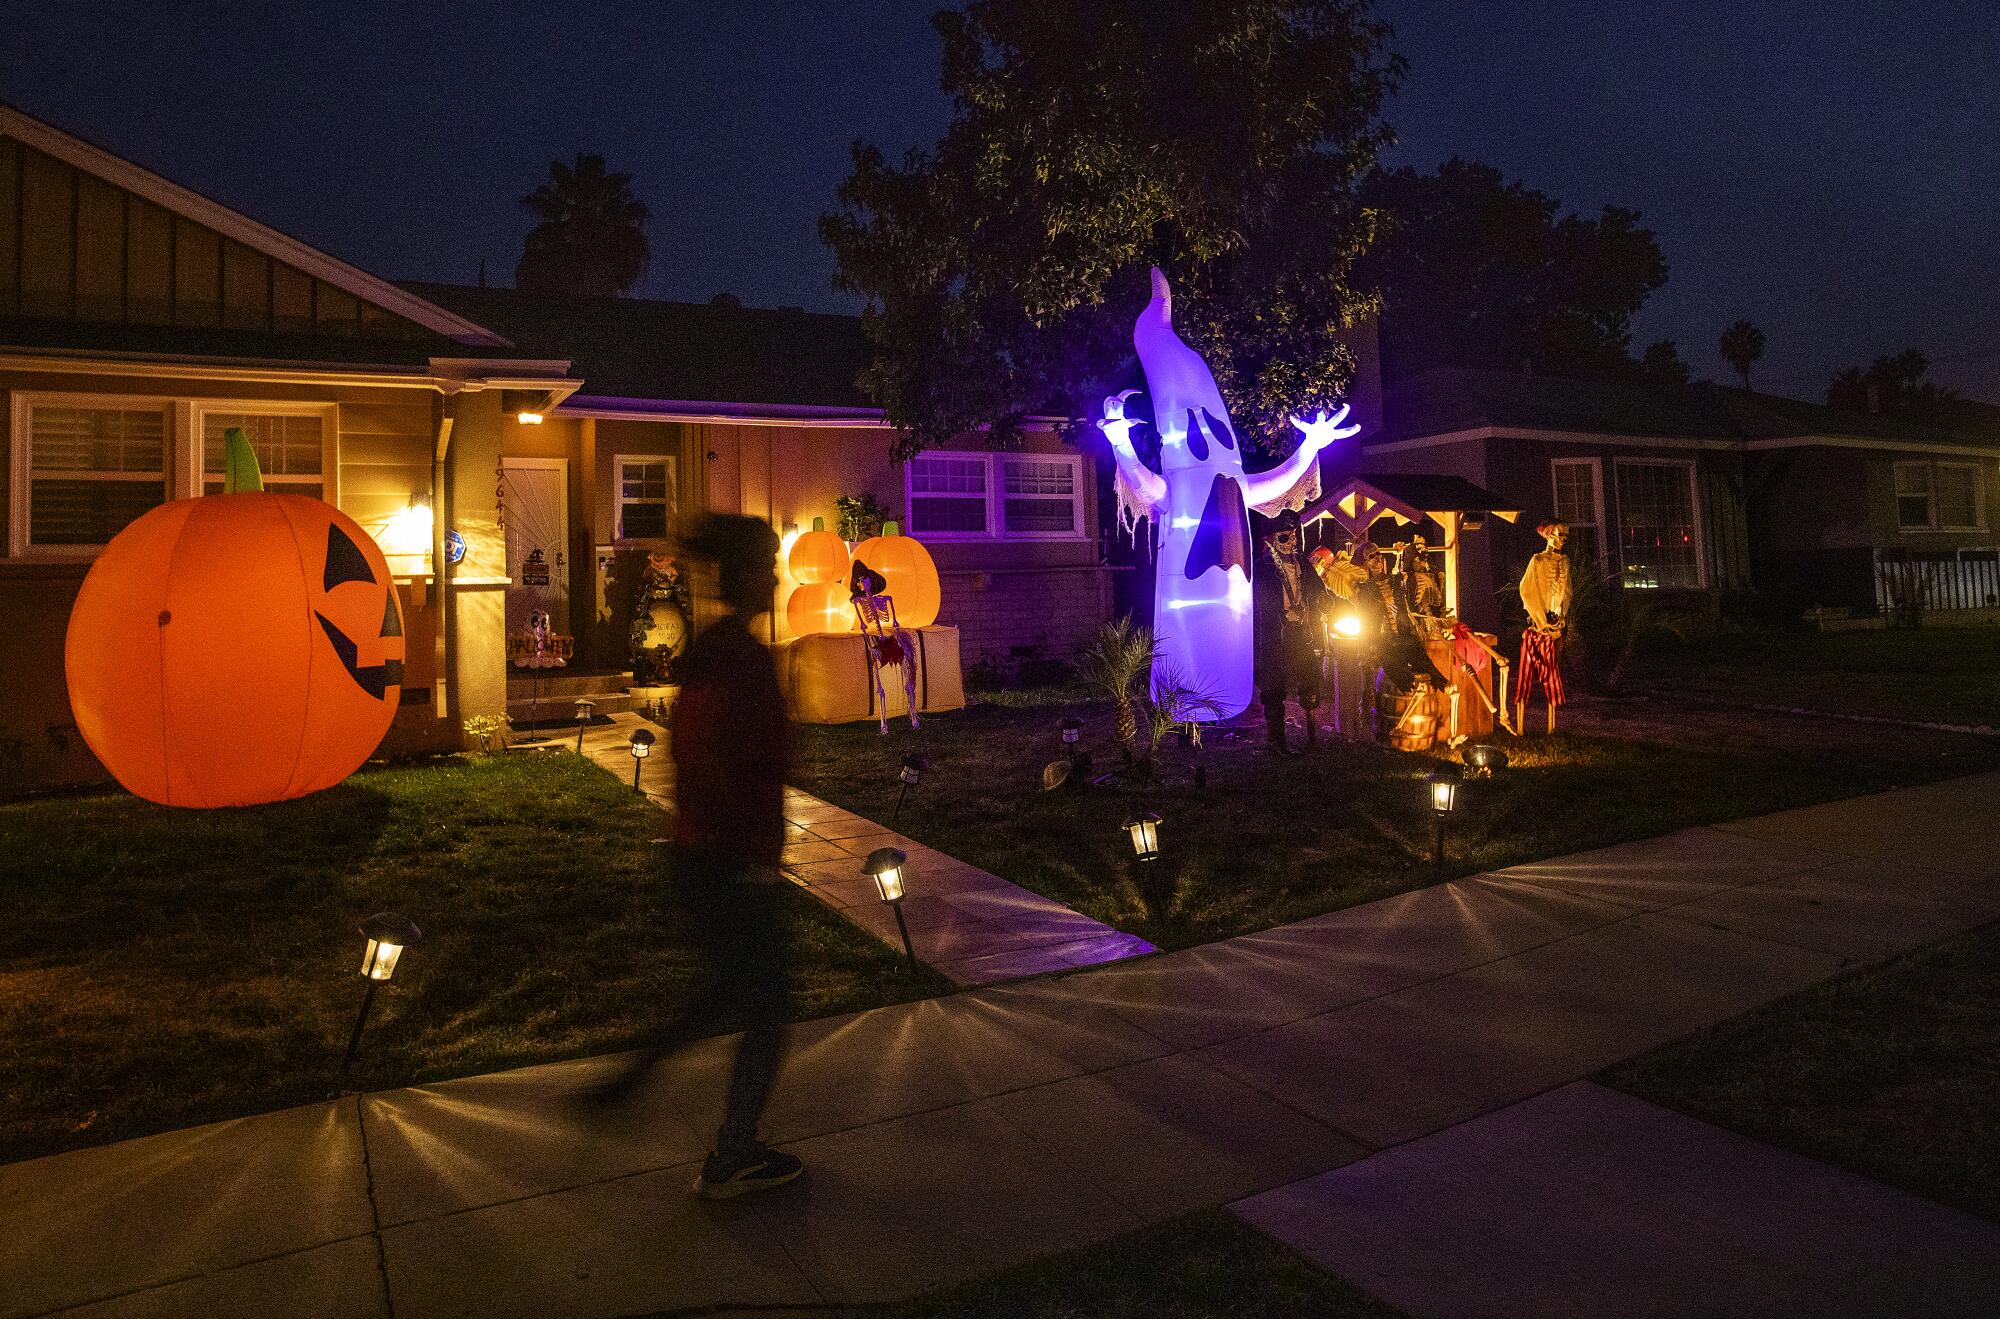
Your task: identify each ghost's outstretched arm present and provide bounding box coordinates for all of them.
[1097,390,1166,511]
[1240,406,1362,506]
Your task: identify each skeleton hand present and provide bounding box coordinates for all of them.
[1288,405,1362,454]
[1098,389,1143,448]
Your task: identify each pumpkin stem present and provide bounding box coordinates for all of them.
[222,427,264,494]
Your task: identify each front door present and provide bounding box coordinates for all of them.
[501,459,569,637]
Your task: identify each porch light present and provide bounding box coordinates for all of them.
[379,499,435,566]
[345,912,422,1073]
[862,847,918,972]
[1332,613,1363,639]
[574,699,596,752]
[516,410,545,425]
[1123,812,1163,863]
[629,727,655,791]
[1463,743,1508,778]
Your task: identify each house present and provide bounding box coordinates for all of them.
[0,103,1118,792]
[1345,367,2000,632]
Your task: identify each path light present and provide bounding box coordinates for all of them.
[1060,716,1082,748]
[344,912,422,1073]
[574,699,597,752]
[1123,811,1163,863]
[1426,765,1461,871]
[1463,743,1508,779]
[862,847,918,973]
[892,753,929,824]
[628,727,655,791]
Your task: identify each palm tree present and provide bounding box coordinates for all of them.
[1718,320,1764,391]
[515,154,651,298]
[1076,617,1157,764]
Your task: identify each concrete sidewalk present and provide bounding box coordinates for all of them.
[4,772,1997,1318]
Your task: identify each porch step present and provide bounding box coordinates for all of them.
[504,669,632,699]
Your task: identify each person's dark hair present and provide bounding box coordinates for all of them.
[676,512,779,613]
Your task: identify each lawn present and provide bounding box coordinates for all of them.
[876,1209,1402,1319]
[0,752,942,1165]
[1605,918,2000,1224]
[793,686,2000,951]
[1632,624,2000,728]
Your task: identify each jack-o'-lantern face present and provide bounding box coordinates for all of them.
[315,521,406,700]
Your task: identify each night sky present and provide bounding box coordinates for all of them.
[5,1,1996,401]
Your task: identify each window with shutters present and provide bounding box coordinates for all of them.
[13,400,170,550]
[905,450,1085,540]
[198,408,330,501]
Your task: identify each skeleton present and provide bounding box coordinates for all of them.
[1516,520,1572,733]
[1098,268,1360,720]
[849,560,921,735]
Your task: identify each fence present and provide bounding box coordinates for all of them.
[1874,549,2000,614]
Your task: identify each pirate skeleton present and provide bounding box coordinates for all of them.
[1516,520,1571,732]
[849,559,921,736]
[1253,508,1328,754]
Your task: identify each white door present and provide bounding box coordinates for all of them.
[501,460,569,636]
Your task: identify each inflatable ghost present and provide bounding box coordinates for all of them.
[1099,268,1360,719]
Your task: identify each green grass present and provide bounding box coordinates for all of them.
[795,692,2000,950]
[0,753,944,1165]
[878,1209,1402,1319]
[1605,918,2000,1223]
[1637,625,2000,727]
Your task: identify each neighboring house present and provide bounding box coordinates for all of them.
[1344,368,2000,631]
[401,284,1119,679]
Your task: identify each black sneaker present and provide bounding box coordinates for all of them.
[693,1143,804,1199]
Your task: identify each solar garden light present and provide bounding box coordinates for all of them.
[892,753,929,824]
[1059,716,1082,749]
[1463,743,1508,779]
[1426,765,1461,871]
[628,727,656,791]
[574,699,597,752]
[1123,811,1163,863]
[862,847,918,973]
[344,912,421,1073]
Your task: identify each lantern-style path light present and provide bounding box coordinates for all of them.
[628,727,656,791]
[862,847,918,972]
[574,699,597,752]
[344,912,421,1073]
[1123,811,1163,863]
[892,754,928,825]
[1426,764,1461,871]
[1059,716,1082,750]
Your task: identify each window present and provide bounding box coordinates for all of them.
[14,401,169,550]
[616,456,676,540]
[1549,458,1606,576]
[1614,459,1703,590]
[905,450,1086,540]
[199,410,326,500]
[1897,460,1984,532]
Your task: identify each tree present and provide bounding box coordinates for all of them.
[1718,320,1764,390]
[515,154,651,298]
[1353,159,1668,382]
[821,0,1405,458]
[1640,339,1690,386]
[1827,349,1959,417]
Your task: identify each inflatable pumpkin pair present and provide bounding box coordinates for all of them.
[65,430,405,807]
[783,523,940,637]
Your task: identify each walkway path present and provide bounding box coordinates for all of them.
[4,773,1997,1317]
[573,710,1155,984]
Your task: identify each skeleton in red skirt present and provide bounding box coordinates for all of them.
[1516,521,1571,732]
[850,560,921,735]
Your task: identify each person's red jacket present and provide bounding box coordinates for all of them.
[670,614,789,869]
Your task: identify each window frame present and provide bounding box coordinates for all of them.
[1548,456,1609,577]
[189,400,338,503]
[612,453,678,544]
[1897,459,1986,533]
[9,391,174,558]
[903,449,1088,542]
[1612,456,1707,591]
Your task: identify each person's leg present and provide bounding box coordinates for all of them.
[711,882,791,1158]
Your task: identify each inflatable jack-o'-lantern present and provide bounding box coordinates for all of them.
[787,579,857,636]
[65,430,405,807]
[849,524,940,628]
[786,525,851,586]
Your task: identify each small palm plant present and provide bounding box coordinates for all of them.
[1076,616,1158,765]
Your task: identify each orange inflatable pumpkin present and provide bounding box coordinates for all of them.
[850,528,941,628]
[66,436,404,807]
[786,579,857,636]
[786,528,851,586]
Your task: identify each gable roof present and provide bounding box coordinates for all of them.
[1381,366,2000,454]
[0,101,510,350]
[402,283,875,412]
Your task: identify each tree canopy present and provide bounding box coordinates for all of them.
[1827,349,1959,417]
[821,0,1405,458]
[516,153,651,298]
[1354,159,1668,384]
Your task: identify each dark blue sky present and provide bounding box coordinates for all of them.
[5,1,1996,401]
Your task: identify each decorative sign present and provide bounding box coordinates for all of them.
[521,548,551,587]
[444,529,466,565]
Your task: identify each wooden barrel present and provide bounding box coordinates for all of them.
[1378,682,1440,751]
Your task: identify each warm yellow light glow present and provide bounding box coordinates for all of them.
[873,864,906,903]
[631,740,651,759]
[1430,780,1457,813]
[517,411,544,425]
[1124,813,1162,861]
[1333,613,1363,638]
[361,938,404,981]
[378,502,435,562]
